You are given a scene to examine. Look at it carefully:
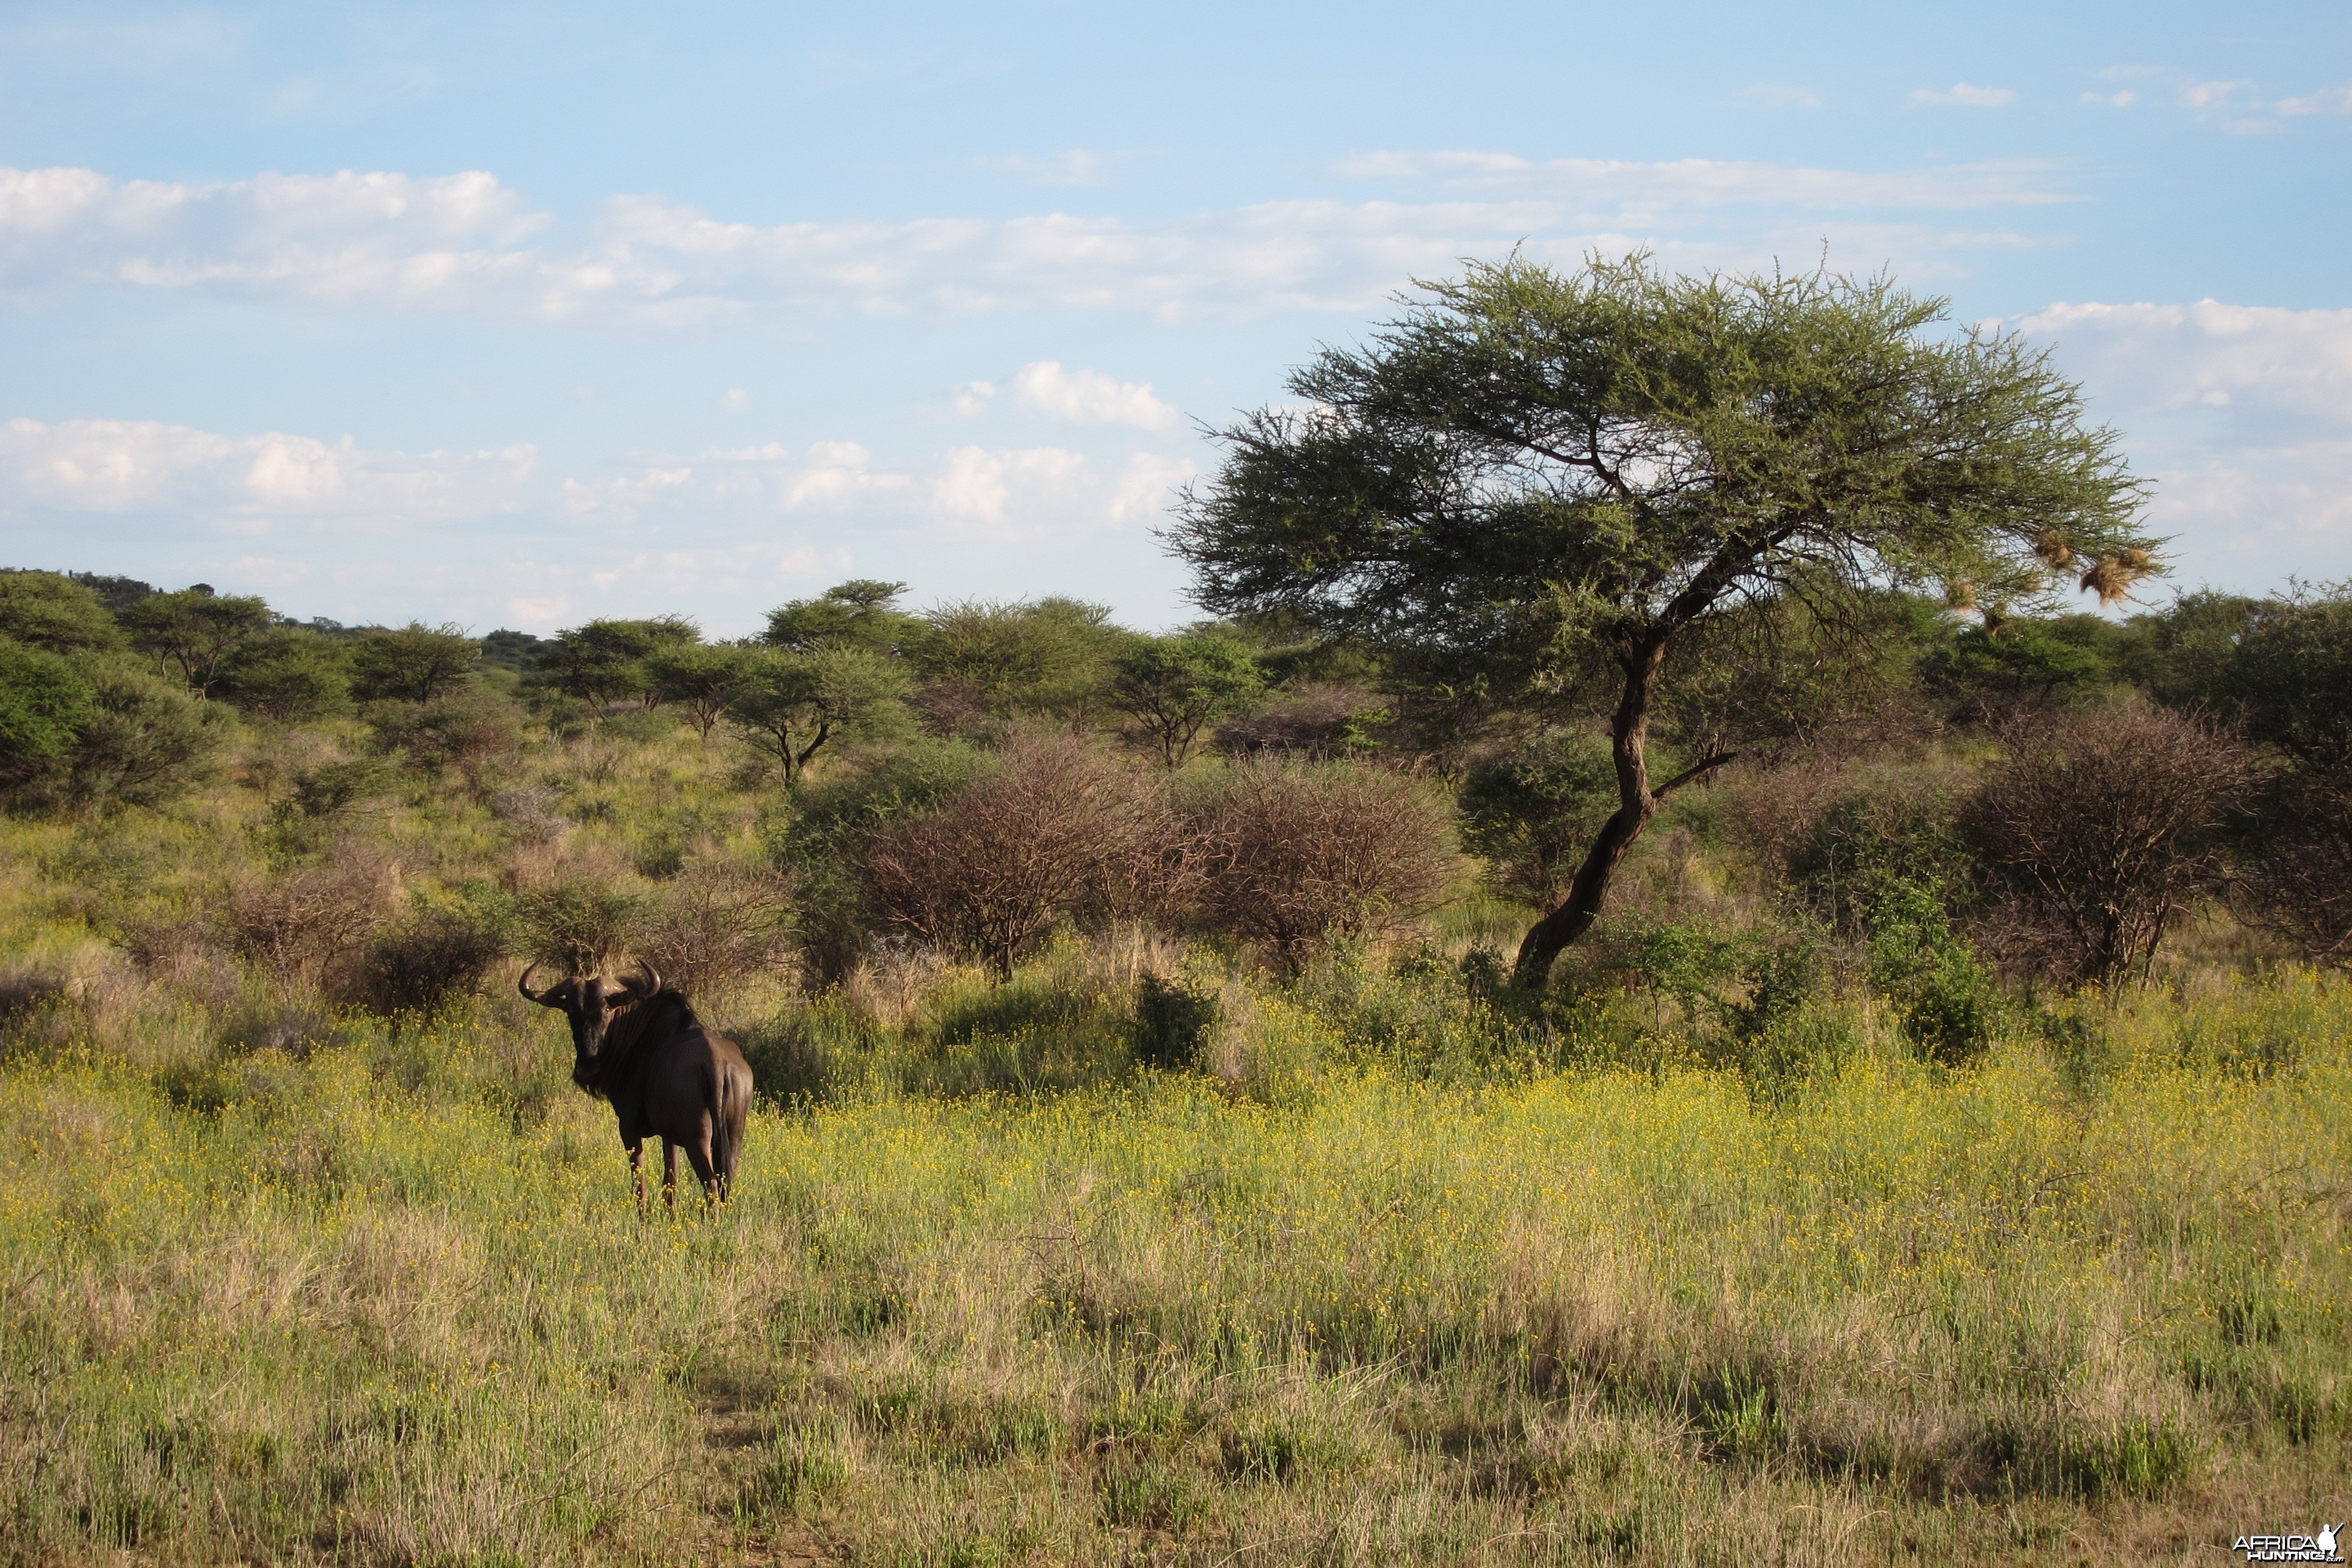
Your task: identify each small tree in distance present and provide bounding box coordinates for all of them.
[351,622,480,703]
[647,642,754,743]
[120,586,271,698]
[724,646,911,783]
[1172,254,2155,986]
[1112,628,1264,767]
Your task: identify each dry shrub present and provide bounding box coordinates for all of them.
[638,856,797,994]
[859,734,1170,976]
[1186,758,1455,966]
[347,906,511,1016]
[1967,705,2255,985]
[224,851,402,990]
[488,784,567,845]
[1213,683,1388,760]
[2235,770,2352,965]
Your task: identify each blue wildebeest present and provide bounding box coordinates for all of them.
[519,961,752,1209]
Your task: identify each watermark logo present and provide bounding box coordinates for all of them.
[2233,1525,2344,1564]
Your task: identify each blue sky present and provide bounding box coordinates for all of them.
[3,0,2347,634]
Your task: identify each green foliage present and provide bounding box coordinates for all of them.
[643,640,754,741]
[1132,972,1218,1071]
[516,879,645,971]
[1174,254,2152,985]
[1865,877,2002,1064]
[212,627,353,721]
[912,597,1121,723]
[1924,614,2122,717]
[1458,730,1616,903]
[57,652,227,810]
[0,569,127,654]
[117,586,273,697]
[538,615,700,707]
[1110,627,1264,767]
[724,645,912,783]
[763,578,917,656]
[1661,589,1941,752]
[0,636,95,785]
[2230,584,2352,772]
[349,621,481,703]
[364,688,524,792]
[2113,589,2260,710]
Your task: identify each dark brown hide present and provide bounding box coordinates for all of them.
[520,965,753,1208]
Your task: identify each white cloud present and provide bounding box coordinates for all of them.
[1907,83,2018,108]
[2003,301,2352,582]
[929,446,1088,533]
[1008,361,1181,429]
[952,379,997,416]
[1108,453,1195,523]
[0,157,2082,324]
[0,416,536,518]
[2277,80,2352,116]
[2082,90,2139,108]
[722,387,750,410]
[2006,300,2352,424]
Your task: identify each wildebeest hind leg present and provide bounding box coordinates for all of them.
[662,1141,680,1210]
[629,1142,647,1217]
[682,1137,719,1206]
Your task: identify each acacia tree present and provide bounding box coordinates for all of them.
[647,642,755,742]
[350,622,480,703]
[723,646,910,783]
[1112,628,1264,767]
[1171,256,2154,986]
[119,587,271,698]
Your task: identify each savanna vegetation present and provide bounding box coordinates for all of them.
[1,260,2347,1565]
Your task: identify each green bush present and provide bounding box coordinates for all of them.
[59,653,227,811]
[1865,877,2002,1063]
[0,636,94,787]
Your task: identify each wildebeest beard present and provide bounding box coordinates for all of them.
[573,991,701,1097]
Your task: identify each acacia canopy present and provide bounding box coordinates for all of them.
[1171,255,2155,985]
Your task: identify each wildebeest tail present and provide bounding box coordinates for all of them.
[711,1073,745,1185]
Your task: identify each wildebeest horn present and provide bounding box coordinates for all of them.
[518,961,558,1004]
[626,959,661,997]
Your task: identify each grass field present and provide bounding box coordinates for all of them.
[2,942,2347,1565]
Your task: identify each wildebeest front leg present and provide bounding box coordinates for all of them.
[628,1142,647,1217]
[663,1140,680,1210]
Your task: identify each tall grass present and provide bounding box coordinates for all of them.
[1,961,2346,1564]
[0,720,2345,1563]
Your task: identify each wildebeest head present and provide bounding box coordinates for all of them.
[518,960,662,1072]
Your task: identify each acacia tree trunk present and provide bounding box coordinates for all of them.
[1511,634,1733,989]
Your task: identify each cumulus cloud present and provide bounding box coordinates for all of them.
[1109,453,1195,522]
[0,416,536,518]
[2004,301,2352,580]
[2276,80,2352,116]
[2006,300,2352,424]
[0,155,2082,324]
[929,446,1088,534]
[1008,361,1180,429]
[1906,83,2019,108]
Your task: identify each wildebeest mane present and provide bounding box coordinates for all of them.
[573,988,702,1096]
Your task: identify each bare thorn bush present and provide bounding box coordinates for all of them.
[637,854,797,995]
[224,850,402,992]
[1185,758,1456,968]
[1967,705,2255,985]
[859,734,1168,977]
